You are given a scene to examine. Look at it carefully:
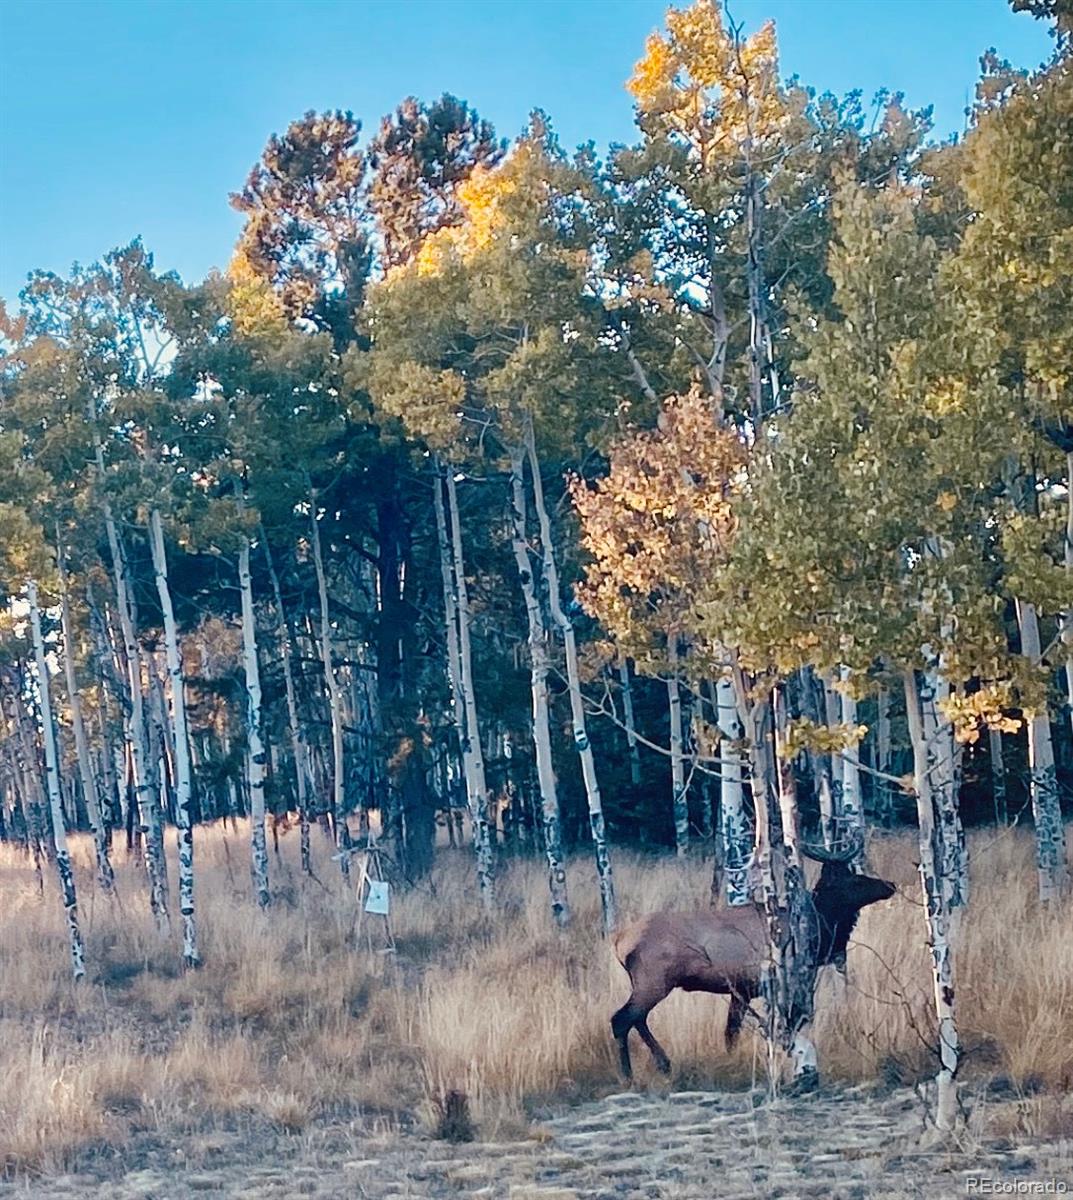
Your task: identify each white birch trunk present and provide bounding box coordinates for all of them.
[816,766,835,850]
[88,395,169,925]
[1015,598,1069,903]
[1064,451,1073,740]
[988,727,1008,827]
[28,581,86,980]
[432,473,490,899]
[98,708,119,834]
[444,469,496,906]
[904,669,960,1132]
[919,658,969,914]
[102,500,169,928]
[733,666,814,1092]
[525,430,615,932]
[7,689,48,890]
[693,709,714,844]
[920,539,969,914]
[667,636,689,857]
[432,474,470,820]
[84,590,126,841]
[146,662,169,829]
[618,658,643,787]
[238,535,270,908]
[746,698,794,1089]
[56,547,114,894]
[837,666,865,868]
[11,686,45,848]
[773,690,801,859]
[744,158,767,426]
[149,509,200,962]
[821,673,842,848]
[309,492,349,881]
[715,674,750,906]
[509,448,569,926]
[773,686,817,1082]
[262,534,312,876]
[876,685,893,827]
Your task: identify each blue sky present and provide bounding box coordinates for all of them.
[0,0,1054,306]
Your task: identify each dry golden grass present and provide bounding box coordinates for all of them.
[0,821,1070,1177]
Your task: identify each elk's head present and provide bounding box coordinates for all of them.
[801,834,896,966]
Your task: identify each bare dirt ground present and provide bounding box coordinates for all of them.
[3,1084,1070,1200]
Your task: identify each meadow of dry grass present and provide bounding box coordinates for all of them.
[1,821,1071,1185]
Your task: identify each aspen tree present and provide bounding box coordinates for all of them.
[837,667,865,866]
[308,489,350,881]
[722,178,1013,1127]
[149,509,199,959]
[28,580,85,980]
[526,426,615,930]
[11,279,173,925]
[1015,600,1068,901]
[364,125,624,922]
[110,254,211,955]
[572,391,748,872]
[666,635,688,857]
[617,658,643,788]
[1064,453,1073,741]
[56,538,114,893]
[875,686,895,827]
[262,534,313,876]
[91,379,169,921]
[509,446,569,925]
[613,4,825,909]
[432,462,496,909]
[905,669,960,1131]
[714,674,750,906]
[238,525,270,908]
[444,473,497,902]
[950,42,1072,899]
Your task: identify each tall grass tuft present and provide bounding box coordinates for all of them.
[0,822,1070,1175]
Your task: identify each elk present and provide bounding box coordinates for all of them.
[610,840,896,1079]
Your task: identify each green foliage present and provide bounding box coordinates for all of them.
[369,93,504,269]
[365,117,622,466]
[610,0,936,421]
[230,110,372,346]
[722,177,1012,687]
[2,19,1071,847]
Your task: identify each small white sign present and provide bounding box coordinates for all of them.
[365,880,390,915]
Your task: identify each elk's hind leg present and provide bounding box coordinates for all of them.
[725,990,749,1051]
[611,1001,639,1079]
[611,996,671,1079]
[635,1017,671,1075]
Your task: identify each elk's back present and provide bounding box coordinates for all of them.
[613,908,768,996]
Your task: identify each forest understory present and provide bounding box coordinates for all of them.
[2,825,1071,1195]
